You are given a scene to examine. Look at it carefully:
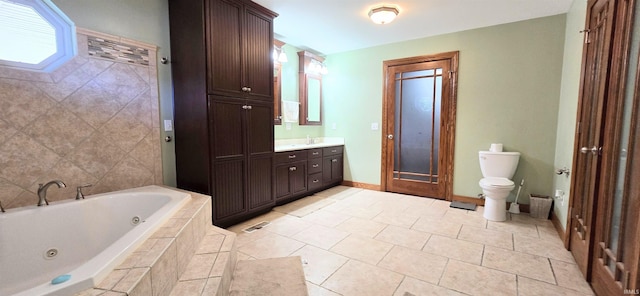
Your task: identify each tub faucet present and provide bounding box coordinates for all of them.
[37,180,66,206]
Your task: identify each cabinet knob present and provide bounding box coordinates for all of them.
[289,166,297,171]
[312,179,319,183]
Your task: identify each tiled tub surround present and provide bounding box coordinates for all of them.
[275,137,345,152]
[0,28,163,210]
[76,187,238,296]
[2,186,190,296]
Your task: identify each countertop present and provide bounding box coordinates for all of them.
[274,137,345,152]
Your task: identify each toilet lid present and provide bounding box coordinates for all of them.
[479,177,514,188]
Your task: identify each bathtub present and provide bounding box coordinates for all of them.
[0,185,190,296]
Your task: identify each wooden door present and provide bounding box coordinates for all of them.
[381,52,458,200]
[243,5,274,101]
[207,0,242,96]
[210,99,247,221]
[245,101,274,210]
[569,0,616,277]
[590,0,640,293]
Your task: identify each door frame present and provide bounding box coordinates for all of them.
[380,51,459,201]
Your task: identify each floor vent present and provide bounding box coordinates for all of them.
[243,221,270,233]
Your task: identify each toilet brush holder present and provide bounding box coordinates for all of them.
[508,202,520,214]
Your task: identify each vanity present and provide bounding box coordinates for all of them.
[274,138,344,204]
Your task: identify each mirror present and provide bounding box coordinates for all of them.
[298,50,325,125]
[306,76,321,122]
[273,39,285,125]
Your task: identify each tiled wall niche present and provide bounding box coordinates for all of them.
[0,28,163,209]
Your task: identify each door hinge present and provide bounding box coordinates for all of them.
[580,29,591,44]
[448,71,454,79]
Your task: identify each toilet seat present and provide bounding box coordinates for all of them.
[479,177,514,189]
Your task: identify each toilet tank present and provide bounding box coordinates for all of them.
[479,151,520,178]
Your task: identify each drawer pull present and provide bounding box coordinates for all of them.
[312,164,319,168]
[332,159,338,163]
[312,152,319,155]
[288,155,296,159]
[312,179,319,183]
[331,149,337,153]
[289,166,297,171]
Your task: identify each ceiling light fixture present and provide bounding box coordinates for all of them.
[368,5,399,25]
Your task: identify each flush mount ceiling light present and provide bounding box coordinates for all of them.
[368,5,399,25]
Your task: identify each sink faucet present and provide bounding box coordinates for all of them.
[37,180,66,206]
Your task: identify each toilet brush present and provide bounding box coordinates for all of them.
[508,179,524,214]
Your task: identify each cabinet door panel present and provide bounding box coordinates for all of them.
[246,102,273,155]
[210,99,245,159]
[248,156,274,209]
[275,164,291,199]
[244,7,273,100]
[290,162,307,195]
[213,160,246,219]
[207,0,242,95]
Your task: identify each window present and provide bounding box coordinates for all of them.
[0,0,76,72]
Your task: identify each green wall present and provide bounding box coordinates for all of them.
[553,0,588,230]
[323,15,567,202]
[52,0,177,187]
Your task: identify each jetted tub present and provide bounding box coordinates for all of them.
[0,185,190,296]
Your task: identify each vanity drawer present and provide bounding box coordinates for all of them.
[307,148,323,159]
[308,158,322,174]
[308,173,323,191]
[275,151,307,163]
[323,146,343,156]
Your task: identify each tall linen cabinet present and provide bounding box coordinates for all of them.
[168,0,277,227]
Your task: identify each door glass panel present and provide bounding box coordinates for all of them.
[608,0,640,273]
[393,67,443,183]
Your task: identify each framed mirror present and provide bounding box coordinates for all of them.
[273,39,285,125]
[298,51,325,125]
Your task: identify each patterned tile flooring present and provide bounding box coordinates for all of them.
[226,186,594,296]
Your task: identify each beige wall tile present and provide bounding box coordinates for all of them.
[150,241,178,296]
[0,133,60,187]
[0,78,55,128]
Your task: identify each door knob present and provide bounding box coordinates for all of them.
[387,134,394,140]
[580,146,598,155]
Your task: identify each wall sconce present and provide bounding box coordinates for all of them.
[368,5,399,25]
[308,58,328,75]
[273,40,288,64]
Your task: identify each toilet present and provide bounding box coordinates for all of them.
[478,150,520,221]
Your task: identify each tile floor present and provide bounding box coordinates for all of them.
[226,186,594,296]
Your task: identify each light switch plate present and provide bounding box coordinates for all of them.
[164,120,173,132]
[371,122,379,130]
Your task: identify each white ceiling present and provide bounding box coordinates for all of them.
[253,0,574,55]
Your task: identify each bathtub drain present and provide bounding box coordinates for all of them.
[131,216,141,225]
[45,248,58,259]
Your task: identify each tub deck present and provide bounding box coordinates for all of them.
[75,187,237,296]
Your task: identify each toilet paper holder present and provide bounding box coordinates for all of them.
[555,167,571,176]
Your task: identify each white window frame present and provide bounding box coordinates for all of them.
[0,0,76,72]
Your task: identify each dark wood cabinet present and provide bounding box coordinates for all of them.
[169,0,277,227]
[275,151,308,201]
[206,0,273,101]
[274,146,343,204]
[322,146,343,186]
